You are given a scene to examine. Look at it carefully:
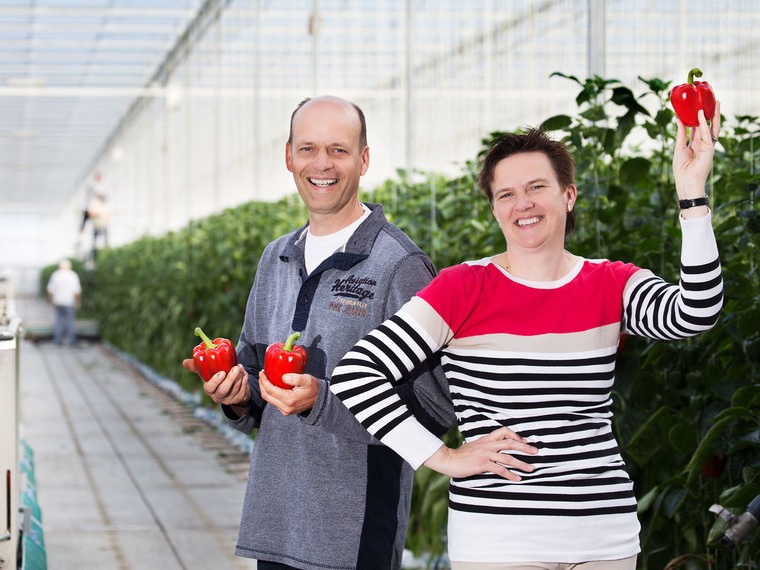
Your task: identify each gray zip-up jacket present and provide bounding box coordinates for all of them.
[224,203,454,570]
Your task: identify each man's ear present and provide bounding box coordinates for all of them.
[360,145,370,176]
[285,143,294,173]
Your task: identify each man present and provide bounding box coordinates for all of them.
[183,95,453,570]
[46,259,82,346]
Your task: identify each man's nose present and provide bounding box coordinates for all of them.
[312,149,333,169]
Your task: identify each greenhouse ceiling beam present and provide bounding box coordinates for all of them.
[74,0,231,192]
[2,86,674,100]
[587,0,606,77]
[0,86,249,97]
[0,7,195,18]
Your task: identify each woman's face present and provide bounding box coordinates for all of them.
[490,151,576,253]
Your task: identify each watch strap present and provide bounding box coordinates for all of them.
[678,196,709,209]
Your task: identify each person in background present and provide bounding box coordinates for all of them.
[87,189,111,260]
[77,172,101,257]
[79,172,101,234]
[330,106,724,569]
[183,95,454,570]
[47,259,82,346]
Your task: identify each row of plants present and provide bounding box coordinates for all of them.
[382,73,760,569]
[45,73,759,568]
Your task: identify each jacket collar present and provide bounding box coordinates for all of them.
[280,202,386,266]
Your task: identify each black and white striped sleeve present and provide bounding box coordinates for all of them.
[330,299,448,468]
[623,212,723,340]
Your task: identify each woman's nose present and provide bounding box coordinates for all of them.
[515,191,534,210]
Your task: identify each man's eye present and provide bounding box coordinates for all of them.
[530,185,545,191]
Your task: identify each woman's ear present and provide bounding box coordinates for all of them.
[565,184,578,211]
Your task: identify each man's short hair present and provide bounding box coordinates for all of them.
[287,97,368,148]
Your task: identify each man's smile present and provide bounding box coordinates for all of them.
[308,177,338,187]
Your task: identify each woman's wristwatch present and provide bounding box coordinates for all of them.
[678,196,709,209]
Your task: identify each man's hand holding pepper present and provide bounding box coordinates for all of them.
[259,371,319,415]
[182,358,252,417]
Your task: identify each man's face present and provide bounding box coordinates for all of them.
[285,98,369,230]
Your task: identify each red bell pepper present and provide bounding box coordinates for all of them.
[192,326,238,382]
[264,331,308,390]
[670,67,716,127]
[701,453,728,479]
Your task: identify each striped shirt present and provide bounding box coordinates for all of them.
[330,213,723,563]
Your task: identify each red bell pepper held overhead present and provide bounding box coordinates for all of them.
[264,332,308,390]
[192,326,238,382]
[670,67,716,127]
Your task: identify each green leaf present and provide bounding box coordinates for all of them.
[663,486,687,518]
[627,406,677,466]
[719,482,760,508]
[602,127,619,156]
[611,86,650,116]
[580,106,608,122]
[620,157,653,186]
[732,384,760,408]
[668,422,697,456]
[549,71,582,86]
[655,108,675,130]
[637,485,659,514]
[540,114,573,131]
[729,427,760,451]
[638,76,672,95]
[684,415,736,484]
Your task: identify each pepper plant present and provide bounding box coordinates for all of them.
[58,73,759,569]
[543,74,759,570]
[364,74,759,568]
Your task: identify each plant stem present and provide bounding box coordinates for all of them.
[194,326,217,349]
[284,331,301,351]
[687,68,703,85]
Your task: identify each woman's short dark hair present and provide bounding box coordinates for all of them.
[477,128,576,235]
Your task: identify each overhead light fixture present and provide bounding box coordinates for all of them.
[9,130,38,139]
[165,83,183,109]
[5,77,46,88]
[111,146,125,162]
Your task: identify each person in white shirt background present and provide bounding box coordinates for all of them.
[46,259,82,346]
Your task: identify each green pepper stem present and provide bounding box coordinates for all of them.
[284,331,301,351]
[687,68,703,85]
[194,326,217,349]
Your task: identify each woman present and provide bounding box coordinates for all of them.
[329,107,723,569]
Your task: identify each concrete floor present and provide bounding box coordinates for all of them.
[14,295,257,570]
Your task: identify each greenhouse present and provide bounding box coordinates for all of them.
[0,1,757,569]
